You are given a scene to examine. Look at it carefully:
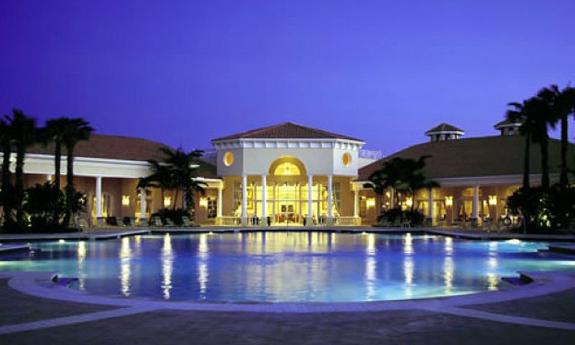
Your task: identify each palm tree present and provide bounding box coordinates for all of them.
[138,159,174,203]
[0,117,14,227]
[507,97,553,190]
[555,85,575,187]
[365,157,402,208]
[366,156,438,212]
[60,118,93,227]
[506,101,533,189]
[8,109,38,229]
[140,147,207,212]
[43,118,70,191]
[536,85,575,188]
[530,92,556,190]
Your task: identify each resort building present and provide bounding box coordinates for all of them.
[17,121,574,227]
[358,122,575,226]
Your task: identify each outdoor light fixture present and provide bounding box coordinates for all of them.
[366,198,375,208]
[488,195,497,206]
[164,196,172,207]
[199,197,208,208]
[122,195,130,206]
[445,196,453,207]
[405,197,413,207]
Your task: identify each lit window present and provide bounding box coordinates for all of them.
[273,162,301,176]
[366,198,375,208]
[223,151,234,167]
[342,152,352,167]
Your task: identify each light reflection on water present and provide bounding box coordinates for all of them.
[0,232,574,302]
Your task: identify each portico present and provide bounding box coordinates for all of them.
[212,122,365,226]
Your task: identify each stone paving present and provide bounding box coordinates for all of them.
[0,275,575,344]
[0,279,115,326]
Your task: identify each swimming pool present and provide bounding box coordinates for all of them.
[1,232,574,302]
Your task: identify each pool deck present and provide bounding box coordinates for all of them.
[0,270,574,344]
[1,228,575,343]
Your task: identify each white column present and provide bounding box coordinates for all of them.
[472,185,479,221]
[327,175,333,223]
[241,175,248,225]
[307,175,313,224]
[261,175,267,225]
[139,188,147,221]
[353,188,359,218]
[95,176,102,218]
[427,187,434,225]
[216,186,223,218]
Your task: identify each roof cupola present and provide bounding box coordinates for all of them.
[425,123,464,142]
[494,119,522,136]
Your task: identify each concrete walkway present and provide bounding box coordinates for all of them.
[1,271,575,344]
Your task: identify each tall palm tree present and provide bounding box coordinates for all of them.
[536,85,574,188]
[555,85,575,187]
[8,109,38,229]
[43,118,71,191]
[0,117,14,227]
[530,92,556,190]
[60,118,93,227]
[506,101,533,189]
[508,97,553,190]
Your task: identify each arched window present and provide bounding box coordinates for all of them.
[273,162,301,176]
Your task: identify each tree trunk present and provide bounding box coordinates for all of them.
[54,141,61,190]
[540,137,550,190]
[523,134,530,189]
[173,188,179,210]
[63,145,75,227]
[1,140,13,226]
[559,116,569,188]
[52,140,62,225]
[14,144,25,229]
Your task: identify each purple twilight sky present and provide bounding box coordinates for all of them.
[1,0,574,155]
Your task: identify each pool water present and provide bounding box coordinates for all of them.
[1,232,574,302]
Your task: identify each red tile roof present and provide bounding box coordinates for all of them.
[29,134,171,161]
[212,122,363,142]
[28,134,218,178]
[358,135,575,181]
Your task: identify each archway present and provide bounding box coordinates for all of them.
[264,157,307,225]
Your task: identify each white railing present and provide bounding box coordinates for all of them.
[216,216,241,226]
[335,216,362,226]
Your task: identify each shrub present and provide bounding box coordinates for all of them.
[23,182,65,231]
[378,208,426,226]
[507,185,575,232]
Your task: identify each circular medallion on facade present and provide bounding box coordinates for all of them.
[342,152,352,167]
[223,151,235,166]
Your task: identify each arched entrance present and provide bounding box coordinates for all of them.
[268,157,307,225]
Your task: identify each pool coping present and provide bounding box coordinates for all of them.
[2,270,575,314]
[1,227,575,244]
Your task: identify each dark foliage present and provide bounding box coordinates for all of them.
[378,207,426,227]
[151,208,191,226]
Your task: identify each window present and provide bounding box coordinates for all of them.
[207,197,217,218]
[273,162,301,176]
[223,151,234,167]
[342,152,352,167]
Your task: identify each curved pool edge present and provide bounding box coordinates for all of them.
[2,270,575,313]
